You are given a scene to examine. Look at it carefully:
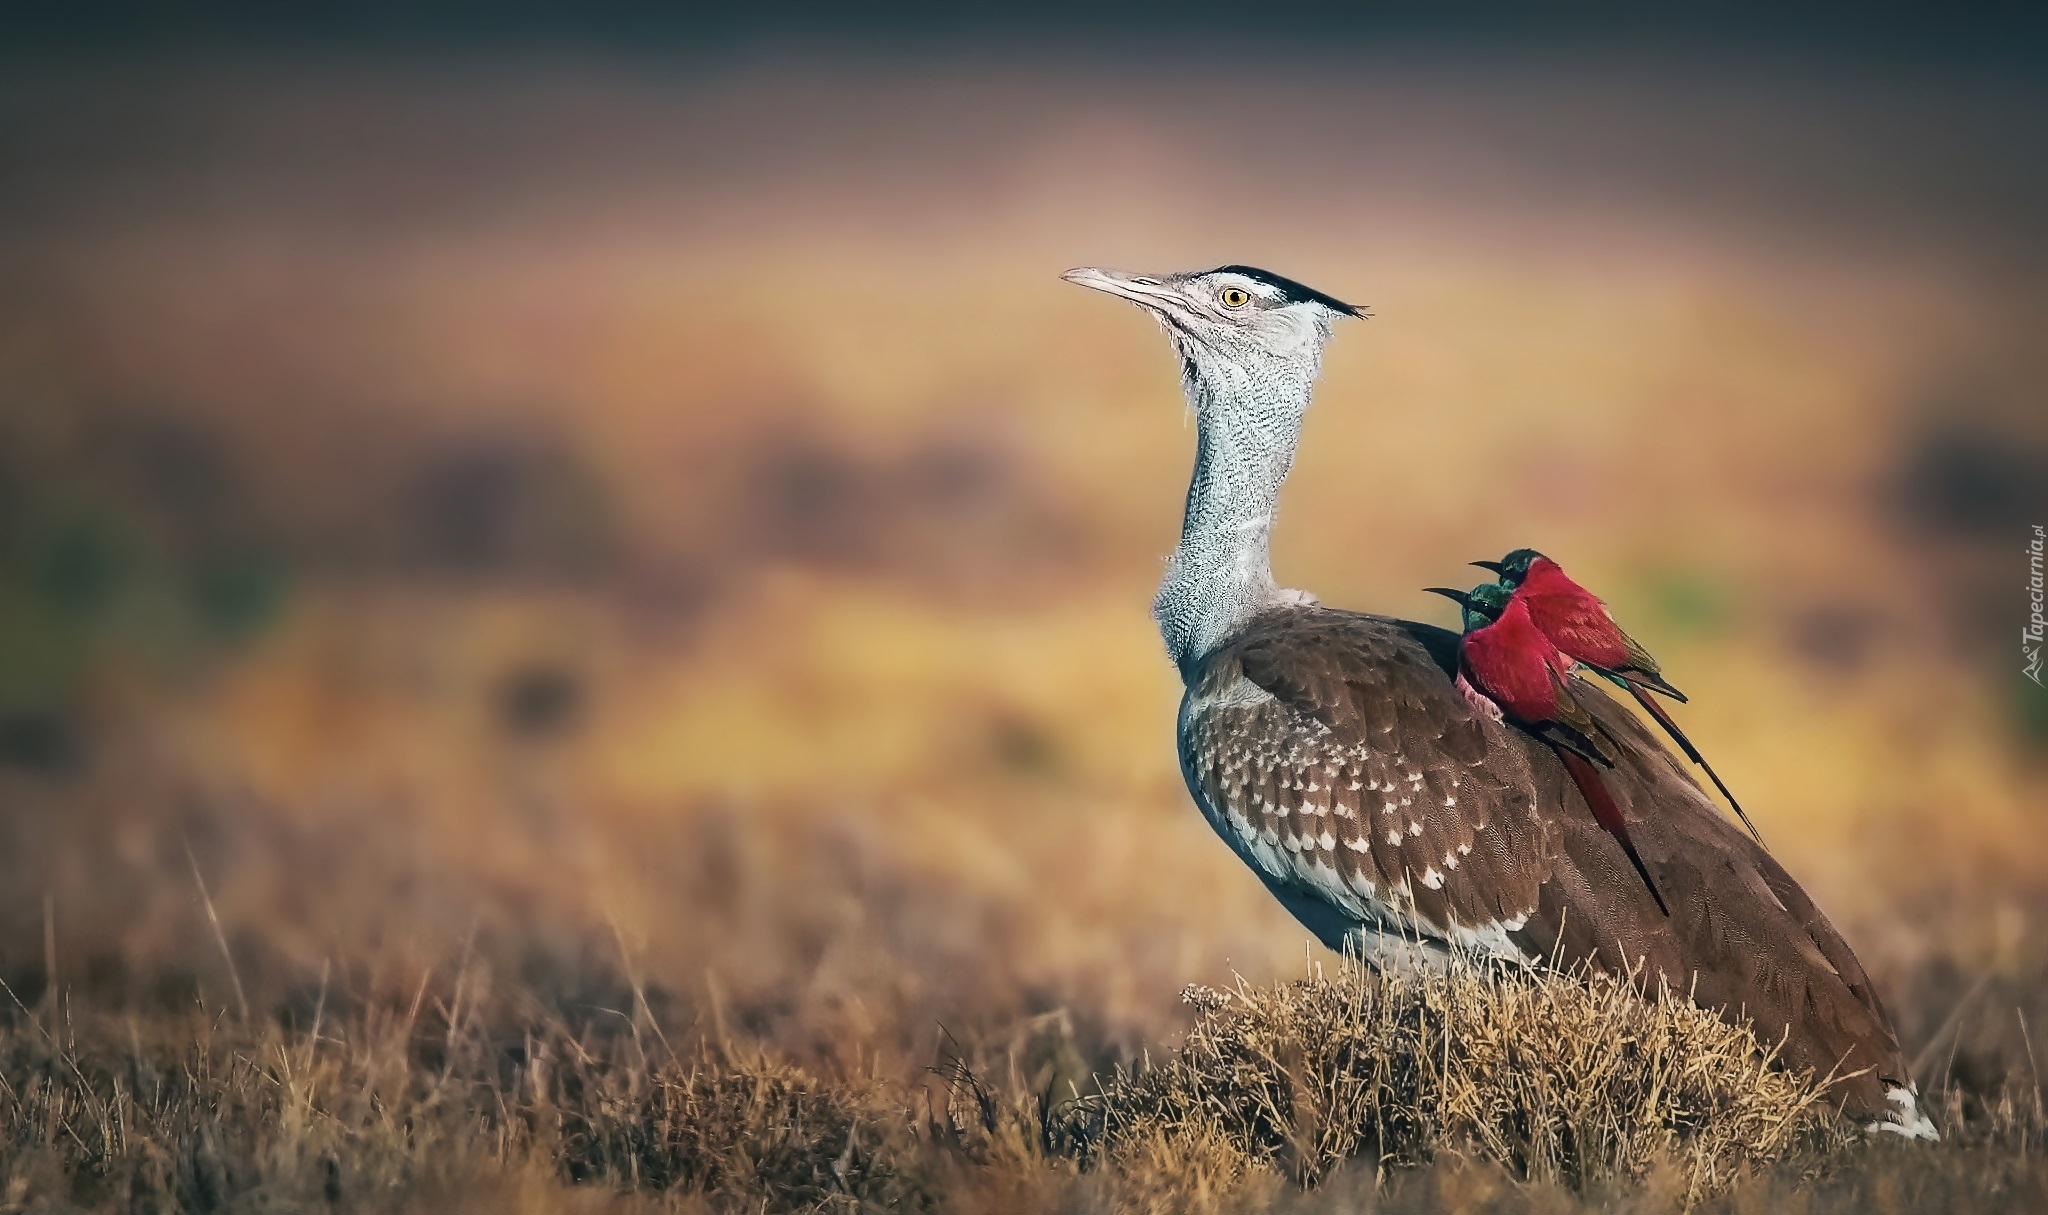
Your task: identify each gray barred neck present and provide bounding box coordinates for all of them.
[1155,517,1286,680]
[1154,361,1315,680]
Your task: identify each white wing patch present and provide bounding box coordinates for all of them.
[1868,1085,1939,1141]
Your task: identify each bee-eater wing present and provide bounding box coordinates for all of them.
[1548,667,1620,765]
[1527,718,1613,768]
[1613,626,1687,701]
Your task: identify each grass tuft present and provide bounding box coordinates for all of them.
[1060,962,1851,1203]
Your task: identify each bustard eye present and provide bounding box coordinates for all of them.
[1219,287,1252,309]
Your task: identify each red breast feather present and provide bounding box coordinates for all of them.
[1458,599,1563,722]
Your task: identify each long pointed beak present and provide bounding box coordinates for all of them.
[1423,587,1473,607]
[1469,560,1506,574]
[1061,266,1186,311]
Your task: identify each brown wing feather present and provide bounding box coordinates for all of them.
[1185,609,1560,955]
[1180,604,1910,1121]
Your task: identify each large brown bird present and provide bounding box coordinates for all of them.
[1062,262,1934,1138]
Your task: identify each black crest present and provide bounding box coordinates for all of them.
[1207,265,1368,318]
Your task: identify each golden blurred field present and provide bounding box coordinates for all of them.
[1,53,2045,1210]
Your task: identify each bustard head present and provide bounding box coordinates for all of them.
[1062,265,1366,399]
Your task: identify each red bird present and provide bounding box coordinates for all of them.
[1425,584,1670,916]
[1475,549,1763,846]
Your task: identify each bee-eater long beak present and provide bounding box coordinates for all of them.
[1470,560,1506,574]
[1423,587,1474,607]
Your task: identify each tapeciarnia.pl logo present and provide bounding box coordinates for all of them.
[2027,524,2045,687]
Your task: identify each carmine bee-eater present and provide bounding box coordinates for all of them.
[1425,583,1670,916]
[1473,549,1763,846]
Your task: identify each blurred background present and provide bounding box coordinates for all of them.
[1,3,2044,1088]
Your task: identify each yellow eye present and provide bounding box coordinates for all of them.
[1219,287,1251,309]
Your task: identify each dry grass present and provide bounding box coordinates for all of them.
[0,961,1864,1214]
[1,954,2040,1214]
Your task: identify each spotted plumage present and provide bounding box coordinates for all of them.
[1180,610,1548,967]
